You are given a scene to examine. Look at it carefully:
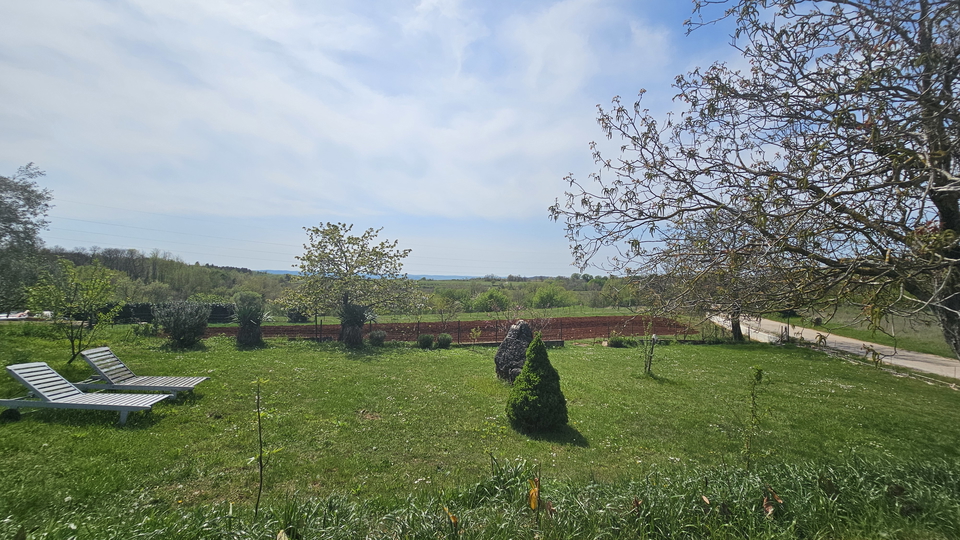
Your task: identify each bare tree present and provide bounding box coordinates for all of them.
[551,0,960,358]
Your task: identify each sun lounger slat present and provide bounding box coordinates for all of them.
[2,362,170,425]
[78,347,209,397]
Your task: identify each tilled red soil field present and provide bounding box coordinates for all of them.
[203,315,697,343]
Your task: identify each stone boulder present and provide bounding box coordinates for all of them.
[495,320,533,383]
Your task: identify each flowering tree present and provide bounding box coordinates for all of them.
[281,223,419,347]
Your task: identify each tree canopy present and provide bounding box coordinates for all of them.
[281,223,419,345]
[550,0,960,358]
[28,259,120,362]
[0,163,52,311]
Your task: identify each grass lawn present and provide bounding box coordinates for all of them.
[2,324,960,537]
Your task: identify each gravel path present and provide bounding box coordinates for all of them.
[709,315,960,381]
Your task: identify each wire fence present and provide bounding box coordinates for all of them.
[203,315,698,344]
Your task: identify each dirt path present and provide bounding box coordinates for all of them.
[710,315,960,382]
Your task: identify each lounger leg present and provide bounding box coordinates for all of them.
[118,411,129,426]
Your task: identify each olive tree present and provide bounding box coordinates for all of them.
[550,0,960,358]
[281,223,418,347]
[0,163,52,311]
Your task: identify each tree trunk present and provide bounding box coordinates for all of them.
[930,295,960,361]
[730,310,745,342]
[907,271,960,361]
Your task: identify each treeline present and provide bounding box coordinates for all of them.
[44,247,292,304]
[426,274,643,313]
[36,248,642,318]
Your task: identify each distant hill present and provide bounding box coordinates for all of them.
[260,270,477,281]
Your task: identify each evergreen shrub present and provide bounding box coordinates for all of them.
[153,302,211,348]
[506,333,568,433]
[369,330,387,347]
[417,334,434,349]
[233,291,268,347]
[437,333,453,349]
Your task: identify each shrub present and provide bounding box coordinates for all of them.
[286,308,310,323]
[131,320,159,337]
[607,334,636,348]
[338,302,373,348]
[153,302,211,348]
[417,334,434,349]
[233,291,268,347]
[530,282,576,308]
[437,333,453,349]
[506,333,568,433]
[471,288,511,312]
[369,330,387,347]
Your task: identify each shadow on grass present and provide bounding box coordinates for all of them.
[12,406,166,429]
[523,424,590,447]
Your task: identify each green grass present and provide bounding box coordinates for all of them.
[767,306,955,358]
[3,324,960,538]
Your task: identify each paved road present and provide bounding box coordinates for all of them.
[709,315,960,382]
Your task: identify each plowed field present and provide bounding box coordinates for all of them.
[204,315,696,343]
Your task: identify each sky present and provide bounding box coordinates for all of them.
[0,0,739,277]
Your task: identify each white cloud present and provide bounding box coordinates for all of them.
[0,0,736,273]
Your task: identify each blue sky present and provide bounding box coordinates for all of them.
[1,0,737,277]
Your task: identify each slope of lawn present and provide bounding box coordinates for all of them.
[2,323,960,537]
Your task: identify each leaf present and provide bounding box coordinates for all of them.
[768,485,783,504]
[528,478,540,510]
[763,496,774,518]
[443,506,458,527]
[277,530,289,540]
[701,495,710,505]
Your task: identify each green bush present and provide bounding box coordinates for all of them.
[153,302,211,348]
[607,334,636,348]
[437,333,453,349]
[369,330,387,347]
[470,288,511,312]
[530,282,576,308]
[233,291,268,347]
[286,308,310,323]
[417,334,434,349]
[506,333,568,433]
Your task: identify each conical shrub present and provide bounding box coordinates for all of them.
[506,333,568,432]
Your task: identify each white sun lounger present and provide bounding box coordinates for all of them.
[0,362,170,425]
[76,347,209,399]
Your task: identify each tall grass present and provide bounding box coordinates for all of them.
[1,456,957,539]
[3,324,960,538]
